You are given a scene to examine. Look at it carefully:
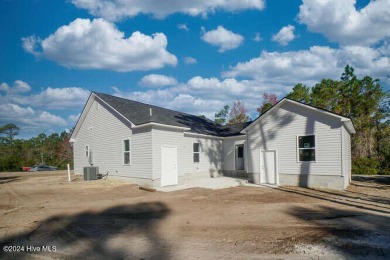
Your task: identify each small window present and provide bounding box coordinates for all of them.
[123,139,131,165]
[85,145,89,157]
[298,135,315,161]
[237,146,244,158]
[193,143,200,163]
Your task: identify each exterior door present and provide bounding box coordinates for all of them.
[235,145,245,170]
[261,150,277,184]
[161,146,178,187]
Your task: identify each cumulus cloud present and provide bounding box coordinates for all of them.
[272,25,296,46]
[224,45,390,87]
[21,36,41,57]
[4,87,91,110]
[201,26,244,52]
[177,23,189,31]
[68,113,81,125]
[0,103,67,135]
[0,80,31,94]
[0,83,90,137]
[71,0,265,21]
[298,0,390,46]
[183,56,197,64]
[111,74,281,120]
[253,33,262,42]
[22,18,177,72]
[139,74,178,87]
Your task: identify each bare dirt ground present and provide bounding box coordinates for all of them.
[0,171,389,259]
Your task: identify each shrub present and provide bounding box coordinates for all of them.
[352,157,380,175]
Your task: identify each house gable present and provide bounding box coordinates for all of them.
[241,98,356,135]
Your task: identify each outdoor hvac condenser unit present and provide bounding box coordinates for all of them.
[83,166,99,181]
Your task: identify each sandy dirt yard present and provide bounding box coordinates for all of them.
[0,171,389,259]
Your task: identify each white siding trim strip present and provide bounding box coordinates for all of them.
[223,135,246,140]
[184,132,222,140]
[133,122,191,131]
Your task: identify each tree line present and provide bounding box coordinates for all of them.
[0,124,73,172]
[213,66,389,174]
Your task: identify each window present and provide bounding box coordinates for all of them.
[298,135,315,161]
[123,139,131,165]
[85,145,89,157]
[193,143,200,163]
[237,146,244,158]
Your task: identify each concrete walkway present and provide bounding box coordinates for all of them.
[157,176,248,192]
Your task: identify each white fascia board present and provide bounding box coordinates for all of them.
[184,132,223,140]
[223,135,247,140]
[342,119,356,134]
[133,122,191,131]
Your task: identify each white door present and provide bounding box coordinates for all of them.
[161,146,178,187]
[235,145,245,170]
[261,150,277,184]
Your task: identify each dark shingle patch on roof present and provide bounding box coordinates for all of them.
[93,92,248,137]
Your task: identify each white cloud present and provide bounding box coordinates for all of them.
[224,45,390,87]
[0,80,31,94]
[21,36,41,57]
[183,56,197,64]
[0,84,90,137]
[272,25,296,46]
[0,103,67,134]
[0,84,90,110]
[68,113,81,125]
[11,87,90,110]
[201,26,244,52]
[111,75,281,120]
[71,0,265,21]
[22,18,177,72]
[177,23,189,31]
[139,74,178,87]
[253,32,262,42]
[298,0,390,46]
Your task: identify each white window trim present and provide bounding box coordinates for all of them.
[85,145,89,157]
[122,138,131,165]
[193,142,201,163]
[296,135,317,163]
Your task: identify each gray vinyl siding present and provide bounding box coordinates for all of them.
[222,137,246,171]
[342,125,351,188]
[247,101,343,177]
[152,127,222,179]
[73,99,153,179]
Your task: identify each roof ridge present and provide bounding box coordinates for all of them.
[93,91,218,125]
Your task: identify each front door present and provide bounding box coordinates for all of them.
[235,145,245,170]
[260,150,277,184]
[161,146,178,187]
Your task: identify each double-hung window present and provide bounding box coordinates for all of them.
[298,135,315,162]
[193,143,200,163]
[123,139,131,165]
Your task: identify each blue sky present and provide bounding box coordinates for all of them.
[0,0,389,139]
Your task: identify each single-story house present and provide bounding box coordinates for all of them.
[70,92,355,190]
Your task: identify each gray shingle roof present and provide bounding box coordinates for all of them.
[94,92,249,137]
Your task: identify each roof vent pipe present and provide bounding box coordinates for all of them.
[150,108,152,117]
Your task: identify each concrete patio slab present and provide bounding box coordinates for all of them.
[156,176,248,192]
